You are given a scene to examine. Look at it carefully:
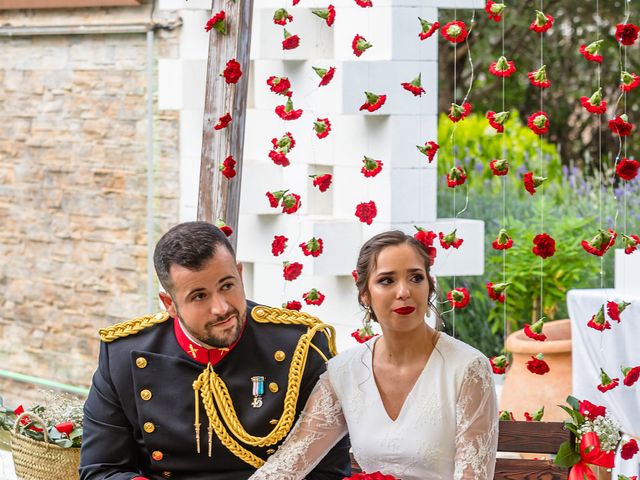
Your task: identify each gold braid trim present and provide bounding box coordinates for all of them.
[99,312,170,343]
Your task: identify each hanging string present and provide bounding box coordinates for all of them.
[501,8,508,345]
[596,0,605,289]
[538,0,545,320]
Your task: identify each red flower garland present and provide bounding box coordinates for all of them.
[485,1,506,22]
[581,229,617,256]
[587,306,610,331]
[352,34,372,57]
[418,17,440,40]
[275,98,303,120]
[616,158,639,181]
[490,355,509,374]
[622,234,640,254]
[528,65,551,88]
[446,166,467,188]
[300,237,324,257]
[448,102,472,122]
[401,74,426,97]
[580,40,603,63]
[273,8,293,26]
[312,66,336,87]
[215,220,233,237]
[303,288,325,306]
[311,173,333,192]
[447,287,470,309]
[439,230,463,249]
[282,29,300,50]
[524,318,547,341]
[266,76,292,97]
[523,172,547,195]
[609,115,634,137]
[486,111,509,133]
[580,88,607,115]
[486,282,510,303]
[621,439,639,460]
[205,11,227,34]
[607,300,631,322]
[413,226,437,266]
[489,159,509,176]
[219,155,236,179]
[488,56,516,78]
[214,112,232,130]
[492,229,513,250]
[417,141,439,163]
[620,71,640,92]
[312,5,336,27]
[526,354,550,375]
[615,23,640,46]
[355,201,377,225]
[283,300,302,311]
[529,10,554,33]
[361,157,383,177]
[283,261,303,281]
[313,118,332,139]
[441,20,468,43]
[622,366,640,388]
[597,368,619,393]
[359,92,387,112]
[527,111,549,135]
[222,59,242,84]
[271,235,288,256]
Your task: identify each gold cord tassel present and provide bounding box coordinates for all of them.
[208,424,213,458]
[194,388,201,454]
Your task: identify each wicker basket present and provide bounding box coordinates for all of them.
[10,412,80,480]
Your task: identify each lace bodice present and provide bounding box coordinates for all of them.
[250,333,498,480]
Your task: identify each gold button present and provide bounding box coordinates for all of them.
[162,471,172,478]
[136,357,148,369]
[274,351,286,362]
[143,422,155,433]
[266,449,276,454]
[269,419,278,425]
[140,389,152,401]
[152,450,164,461]
[269,382,279,393]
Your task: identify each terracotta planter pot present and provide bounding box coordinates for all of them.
[499,319,572,422]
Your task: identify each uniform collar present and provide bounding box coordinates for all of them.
[172,315,245,365]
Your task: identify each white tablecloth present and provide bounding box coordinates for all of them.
[567,288,640,478]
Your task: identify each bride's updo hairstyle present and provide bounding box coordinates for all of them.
[355,230,437,323]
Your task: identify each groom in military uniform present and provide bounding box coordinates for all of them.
[80,221,351,480]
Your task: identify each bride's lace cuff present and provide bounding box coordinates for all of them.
[454,356,499,480]
[249,373,348,480]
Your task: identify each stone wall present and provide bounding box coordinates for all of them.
[0,5,181,404]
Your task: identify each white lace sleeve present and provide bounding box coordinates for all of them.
[454,356,499,480]
[249,372,348,480]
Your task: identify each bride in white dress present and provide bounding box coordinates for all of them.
[250,230,498,480]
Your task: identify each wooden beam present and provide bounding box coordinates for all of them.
[0,0,141,8]
[498,421,571,454]
[197,0,254,250]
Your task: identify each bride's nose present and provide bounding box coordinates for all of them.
[395,281,410,300]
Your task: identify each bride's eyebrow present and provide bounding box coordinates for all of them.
[375,268,424,276]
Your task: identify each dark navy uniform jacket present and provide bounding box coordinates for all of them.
[80,302,351,480]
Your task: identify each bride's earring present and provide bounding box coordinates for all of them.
[363,305,373,327]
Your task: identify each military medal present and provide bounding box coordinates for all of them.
[251,376,265,408]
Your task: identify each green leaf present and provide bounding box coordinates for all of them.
[70,428,83,441]
[554,441,581,467]
[566,395,580,410]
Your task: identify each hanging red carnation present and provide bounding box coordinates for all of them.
[312,66,336,87]
[492,228,513,250]
[441,20,468,44]
[529,10,554,33]
[313,118,332,139]
[621,439,639,460]
[281,193,301,214]
[580,88,607,115]
[609,114,634,137]
[490,355,509,374]
[283,300,302,311]
[361,156,383,177]
[486,111,509,133]
[526,354,550,375]
[219,155,236,179]
[266,190,283,208]
[615,23,640,46]
[303,288,325,306]
[622,234,640,254]
[607,300,631,322]
[620,71,640,92]
[446,166,467,188]
[359,91,387,112]
[413,226,437,265]
[352,34,372,57]
[214,112,232,130]
[597,368,619,393]
[418,17,440,40]
[532,233,555,259]
[222,59,242,84]
[268,149,290,167]
[489,159,509,176]
[352,324,377,343]
[485,1,506,22]
[272,132,296,153]
[283,261,303,281]
[523,172,547,195]
[273,8,293,26]
[215,219,233,237]
[487,281,510,303]
[439,230,463,249]
[271,235,288,256]
[448,102,472,122]
[354,0,373,7]
[300,237,324,257]
[587,305,611,331]
[355,201,377,225]
[417,141,439,163]
[524,318,547,341]
[581,228,617,256]
[282,29,300,50]
[311,173,332,192]
[527,111,549,135]
[275,97,303,120]
[266,76,292,97]
[447,287,470,309]
[488,56,516,78]
[312,5,336,27]
[205,10,227,34]
[616,157,639,181]
[401,74,425,97]
[528,65,551,88]
[622,367,640,388]
[580,40,603,63]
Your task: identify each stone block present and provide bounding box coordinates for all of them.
[239,160,285,215]
[158,58,182,110]
[179,9,212,60]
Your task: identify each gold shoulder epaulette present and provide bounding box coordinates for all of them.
[99,311,170,343]
[251,305,337,357]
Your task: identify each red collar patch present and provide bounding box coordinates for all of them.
[172,316,245,366]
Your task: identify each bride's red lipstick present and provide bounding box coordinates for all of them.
[393,306,415,315]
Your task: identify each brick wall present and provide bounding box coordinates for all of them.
[0,13,181,404]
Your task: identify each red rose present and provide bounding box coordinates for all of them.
[528,65,551,88]
[312,173,333,192]
[303,288,325,306]
[578,399,606,420]
[621,439,639,460]
[271,235,288,256]
[580,40,603,63]
[447,287,470,309]
[490,355,509,374]
[529,10,554,33]
[359,92,386,112]
[448,102,472,122]
[485,1,506,22]
[526,354,550,375]
[222,59,242,84]
[616,23,640,46]
[609,115,634,137]
[532,233,556,259]
[214,112,232,130]
[361,157,383,177]
[418,18,440,40]
[355,201,377,225]
[266,76,292,97]
[417,141,439,163]
[441,20,468,43]
[312,66,336,87]
[282,30,300,50]
[300,237,323,257]
[488,56,516,78]
[623,366,640,387]
[352,34,372,57]
[283,261,303,281]
[489,159,509,176]
[313,118,331,139]
[616,157,639,181]
[283,300,302,311]
[527,111,549,135]
[219,155,236,179]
